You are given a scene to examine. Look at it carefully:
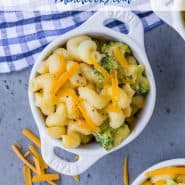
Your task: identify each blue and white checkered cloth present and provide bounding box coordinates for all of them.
[0,11,162,73]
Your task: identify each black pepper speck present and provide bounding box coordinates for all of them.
[5,85,9,90]
[87,173,91,178]
[10,91,15,96]
[166,108,171,114]
[169,142,174,147]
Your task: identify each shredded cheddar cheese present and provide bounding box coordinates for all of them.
[33,156,41,174]
[55,54,67,77]
[11,145,37,173]
[154,180,165,185]
[73,175,80,182]
[111,70,119,105]
[58,88,79,104]
[22,129,41,148]
[78,102,100,132]
[145,167,185,177]
[106,104,121,113]
[90,56,110,82]
[23,166,32,185]
[15,141,22,149]
[24,151,31,158]
[29,145,48,171]
[112,47,129,69]
[32,174,60,183]
[77,120,94,131]
[12,129,59,185]
[106,70,121,113]
[123,156,129,185]
[54,63,80,93]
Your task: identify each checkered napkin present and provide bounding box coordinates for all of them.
[0,11,162,73]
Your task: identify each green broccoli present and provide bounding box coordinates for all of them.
[95,122,131,150]
[132,76,150,95]
[99,56,127,82]
[96,41,150,96]
[91,69,104,88]
[100,41,134,82]
[99,56,119,72]
[101,41,131,56]
[128,65,150,95]
[95,123,114,150]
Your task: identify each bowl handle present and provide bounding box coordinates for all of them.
[81,6,144,48]
[41,135,102,176]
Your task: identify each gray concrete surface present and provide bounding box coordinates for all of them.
[0,23,185,185]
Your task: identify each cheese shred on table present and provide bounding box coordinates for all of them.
[12,129,82,185]
[22,129,41,148]
[23,166,32,185]
[123,155,129,185]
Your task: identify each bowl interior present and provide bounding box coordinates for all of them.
[29,31,156,155]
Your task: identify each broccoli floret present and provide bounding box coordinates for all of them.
[95,122,131,150]
[91,69,104,88]
[99,56,127,82]
[100,41,133,82]
[132,77,150,95]
[95,130,113,150]
[95,123,114,150]
[101,41,131,56]
[100,56,119,72]
[92,69,104,81]
[129,65,150,95]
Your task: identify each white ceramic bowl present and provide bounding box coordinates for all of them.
[151,0,185,41]
[28,6,156,176]
[132,159,185,185]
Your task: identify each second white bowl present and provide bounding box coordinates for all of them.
[132,158,185,185]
